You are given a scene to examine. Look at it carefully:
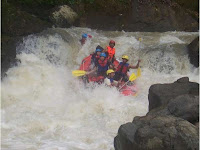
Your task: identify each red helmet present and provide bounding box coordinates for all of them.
[109,40,115,44]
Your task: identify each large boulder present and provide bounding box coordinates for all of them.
[148,77,199,111]
[2,1,52,78]
[126,0,198,32]
[2,1,51,37]
[187,37,199,68]
[147,94,199,124]
[1,36,22,78]
[50,5,78,28]
[114,77,199,150]
[80,0,198,31]
[114,115,199,150]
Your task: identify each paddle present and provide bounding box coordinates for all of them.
[136,67,141,77]
[72,70,86,77]
[118,72,137,90]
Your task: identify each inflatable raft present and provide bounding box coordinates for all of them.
[78,54,138,96]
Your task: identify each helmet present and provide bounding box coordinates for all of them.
[109,40,115,44]
[122,55,129,60]
[95,49,102,52]
[107,69,115,75]
[82,33,88,38]
[100,53,106,57]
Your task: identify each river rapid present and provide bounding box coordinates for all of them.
[1,27,199,150]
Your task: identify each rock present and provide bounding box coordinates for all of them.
[148,79,199,111]
[1,36,22,78]
[50,5,78,28]
[1,1,52,78]
[147,94,199,124]
[187,37,199,68]
[114,115,199,150]
[81,0,198,32]
[194,122,199,128]
[167,95,199,123]
[2,1,51,37]
[175,77,189,83]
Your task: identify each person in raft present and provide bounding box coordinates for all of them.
[80,33,92,45]
[104,69,119,87]
[86,53,113,77]
[114,55,141,82]
[91,45,104,65]
[91,48,102,66]
[104,40,116,63]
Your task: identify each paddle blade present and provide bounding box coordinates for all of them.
[129,73,137,82]
[136,67,141,77]
[72,70,86,77]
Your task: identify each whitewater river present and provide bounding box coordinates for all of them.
[1,27,199,150]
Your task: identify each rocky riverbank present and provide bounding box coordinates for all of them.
[114,77,199,150]
[2,0,199,77]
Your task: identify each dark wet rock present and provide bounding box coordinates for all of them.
[80,0,198,32]
[49,5,78,28]
[114,78,199,150]
[147,94,199,124]
[2,1,51,37]
[148,79,199,111]
[187,37,199,68]
[2,1,52,78]
[114,115,199,150]
[1,36,23,78]
[175,77,189,83]
[194,122,199,128]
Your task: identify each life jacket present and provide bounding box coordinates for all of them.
[97,59,109,72]
[107,46,115,59]
[80,39,86,45]
[91,53,100,64]
[116,62,129,75]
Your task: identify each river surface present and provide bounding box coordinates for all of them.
[1,27,199,150]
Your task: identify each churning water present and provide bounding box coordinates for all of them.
[1,27,199,150]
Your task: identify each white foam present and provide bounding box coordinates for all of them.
[1,28,199,150]
[160,35,185,44]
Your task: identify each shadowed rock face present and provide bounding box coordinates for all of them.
[114,77,199,150]
[147,94,199,124]
[2,2,51,37]
[2,1,51,78]
[114,115,199,150]
[80,0,198,32]
[2,0,198,77]
[148,77,199,111]
[187,37,199,68]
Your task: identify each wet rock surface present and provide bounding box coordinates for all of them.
[114,77,199,150]
[187,37,199,68]
[115,115,199,150]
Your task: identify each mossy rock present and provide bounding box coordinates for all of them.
[2,0,51,36]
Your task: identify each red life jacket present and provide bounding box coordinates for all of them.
[98,58,108,67]
[107,46,115,59]
[116,62,129,75]
[97,58,109,72]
